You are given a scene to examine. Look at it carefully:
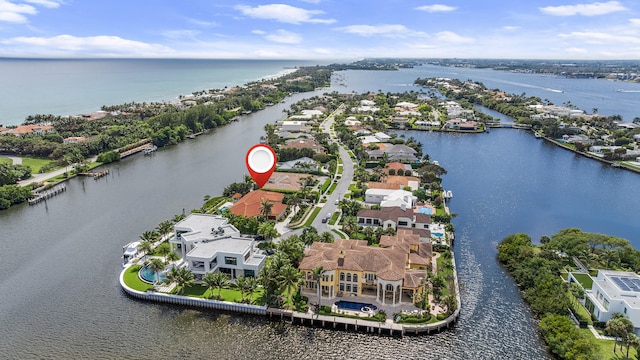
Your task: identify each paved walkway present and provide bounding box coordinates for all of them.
[17,155,98,186]
[0,155,22,165]
[587,325,616,340]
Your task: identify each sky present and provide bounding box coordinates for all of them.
[1,0,639,59]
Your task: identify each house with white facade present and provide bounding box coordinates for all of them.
[576,270,640,335]
[169,214,265,279]
[365,189,416,208]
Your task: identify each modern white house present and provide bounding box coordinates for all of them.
[169,214,266,279]
[577,270,640,335]
[365,189,417,208]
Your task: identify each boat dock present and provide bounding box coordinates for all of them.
[79,169,109,179]
[119,143,154,158]
[29,184,66,205]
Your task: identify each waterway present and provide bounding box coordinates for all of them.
[1,64,640,359]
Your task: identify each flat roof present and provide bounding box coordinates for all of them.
[187,236,253,259]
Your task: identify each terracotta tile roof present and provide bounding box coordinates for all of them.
[282,139,324,152]
[229,190,286,218]
[10,125,54,135]
[299,232,431,289]
[386,162,406,170]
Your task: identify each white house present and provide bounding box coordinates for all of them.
[169,214,265,279]
[365,189,417,208]
[578,270,640,335]
[278,120,310,133]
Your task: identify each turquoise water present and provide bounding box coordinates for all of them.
[0,58,321,125]
[417,207,433,215]
[140,265,165,283]
[432,232,444,237]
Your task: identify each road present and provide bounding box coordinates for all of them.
[279,103,354,239]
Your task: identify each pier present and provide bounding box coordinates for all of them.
[119,143,154,158]
[29,184,67,205]
[79,169,109,179]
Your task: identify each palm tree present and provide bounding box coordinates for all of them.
[259,199,273,220]
[235,276,250,303]
[156,220,173,239]
[277,264,303,309]
[146,258,165,284]
[175,268,195,295]
[244,276,258,304]
[258,221,280,242]
[626,333,640,358]
[137,240,154,261]
[320,232,334,243]
[341,216,359,237]
[166,251,180,264]
[311,266,325,308]
[164,266,181,285]
[139,230,159,244]
[202,271,229,299]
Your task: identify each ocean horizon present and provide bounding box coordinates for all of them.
[0,58,327,126]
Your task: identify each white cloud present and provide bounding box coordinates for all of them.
[0,0,37,24]
[630,18,640,26]
[502,25,520,31]
[415,4,457,13]
[252,29,302,44]
[263,29,302,44]
[435,31,473,43]
[540,1,626,16]
[337,24,427,38]
[559,31,640,45]
[235,4,335,24]
[1,34,174,56]
[566,47,589,54]
[162,30,201,39]
[24,0,60,8]
[187,18,217,27]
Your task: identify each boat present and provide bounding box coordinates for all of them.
[143,145,158,155]
[447,190,453,198]
[122,241,140,266]
[534,132,543,138]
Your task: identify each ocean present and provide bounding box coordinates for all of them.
[0,58,320,126]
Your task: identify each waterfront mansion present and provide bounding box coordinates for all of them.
[298,229,432,306]
[169,214,265,279]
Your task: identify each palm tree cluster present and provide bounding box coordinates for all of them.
[202,272,259,303]
[164,267,195,295]
[258,235,306,309]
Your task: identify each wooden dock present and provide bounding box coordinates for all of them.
[29,184,66,205]
[119,143,153,158]
[266,308,406,336]
[79,169,109,179]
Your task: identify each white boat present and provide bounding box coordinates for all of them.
[447,190,453,198]
[534,132,543,138]
[122,241,140,266]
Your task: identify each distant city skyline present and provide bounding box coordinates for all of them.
[1,1,639,59]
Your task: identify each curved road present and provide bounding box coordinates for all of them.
[279,103,354,239]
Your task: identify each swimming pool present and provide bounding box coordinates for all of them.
[139,265,166,283]
[432,232,444,238]
[417,207,433,215]
[335,300,378,312]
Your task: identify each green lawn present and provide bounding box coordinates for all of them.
[0,157,12,165]
[328,211,340,225]
[337,166,344,175]
[122,265,154,292]
[303,206,322,227]
[22,157,56,173]
[177,284,264,304]
[328,182,338,194]
[332,229,346,239]
[572,272,593,289]
[579,328,637,360]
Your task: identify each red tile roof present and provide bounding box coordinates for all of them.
[229,190,286,218]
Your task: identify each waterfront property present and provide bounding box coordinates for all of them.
[169,214,265,279]
[229,189,288,220]
[578,270,640,335]
[356,206,431,241]
[299,230,432,306]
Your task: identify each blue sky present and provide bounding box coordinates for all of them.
[0,0,639,59]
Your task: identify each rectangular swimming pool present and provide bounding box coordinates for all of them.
[334,300,378,311]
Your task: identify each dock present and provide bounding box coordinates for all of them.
[119,143,154,158]
[29,184,66,205]
[79,169,109,179]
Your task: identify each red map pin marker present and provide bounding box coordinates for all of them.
[246,144,277,188]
